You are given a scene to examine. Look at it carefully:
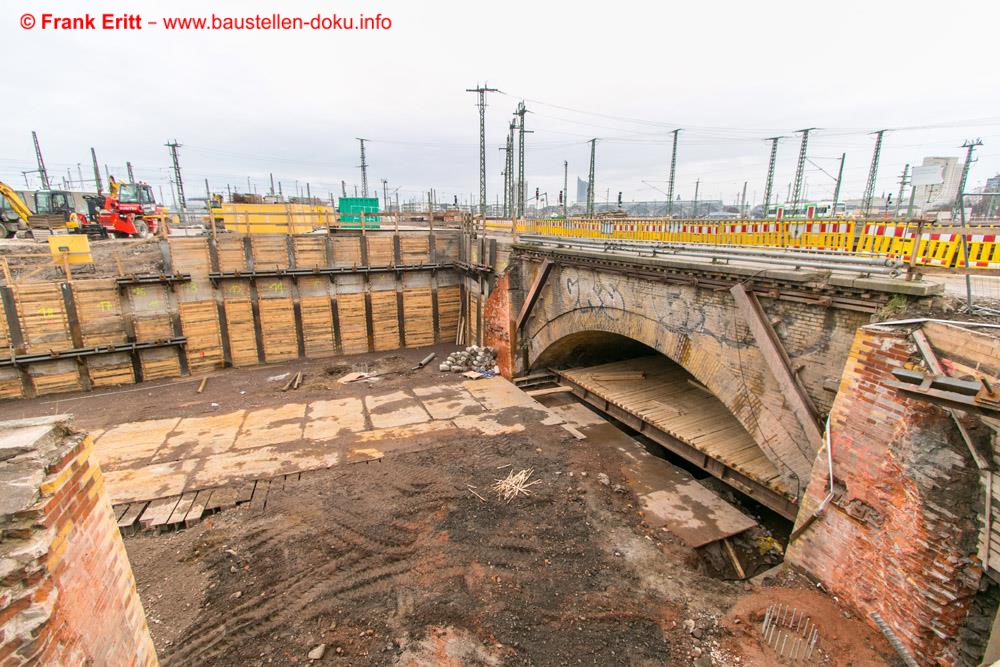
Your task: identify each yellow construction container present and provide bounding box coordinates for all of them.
[211,203,336,234]
[47,234,92,264]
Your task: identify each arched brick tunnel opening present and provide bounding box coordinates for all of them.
[532,330,658,370]
[531,329,797,533]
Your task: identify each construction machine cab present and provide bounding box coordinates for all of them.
[33,190,74,216]
[117,183,157,209]
[97,180,164,237]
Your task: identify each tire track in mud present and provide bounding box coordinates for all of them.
[164,463,485,665]
[160,446,673,666]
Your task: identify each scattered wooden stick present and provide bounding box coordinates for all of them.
[467,486,487,503]
[496,463,512,470]
[282,371,302,392]
[493,468,541,503]
[525,386,573,397]
[196,377,208,394]
[723,538,746,579]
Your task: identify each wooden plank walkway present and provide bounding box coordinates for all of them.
[114,471,305,535]
[560,356,791,500]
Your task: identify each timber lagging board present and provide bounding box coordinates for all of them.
[0,232,470,401]
[403,289,434,347]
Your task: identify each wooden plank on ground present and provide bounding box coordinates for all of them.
[167,492,198,525]
[184,489,213,527]
[248,479,270,514]
[206,485,239,511]
[525,386,575,397]
[139,496,180,531]
[234,481,256,505]
[118,502,147,532]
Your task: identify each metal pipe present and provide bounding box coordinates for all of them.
[617,246,903,276]
[569,238,904,272]
[519,236,902,276]
[521,234,903,267]
[647,242,901,267]
[519,234,898,265]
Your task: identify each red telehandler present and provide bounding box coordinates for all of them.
[88,176,169,238]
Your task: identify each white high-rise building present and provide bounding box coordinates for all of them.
[911,156,963,210]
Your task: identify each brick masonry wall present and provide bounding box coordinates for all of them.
[786,326,983,666]
[1,420,157,666]
[483,271,513,379]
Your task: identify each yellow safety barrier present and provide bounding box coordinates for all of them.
[958,231,1000,269]
[782,221,855,251]
[491,217,998,270]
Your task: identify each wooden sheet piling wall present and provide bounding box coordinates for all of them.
[0,231,471,401]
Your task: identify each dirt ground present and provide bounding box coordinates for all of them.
[0,344,461,431]
[0,236,164,282]
[0,344,902,665]
[125,428,899,666]
[36,355,892,665]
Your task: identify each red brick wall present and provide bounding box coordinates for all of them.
[786,326,982,666]
[483,271,514,379]
[1,430,157,666]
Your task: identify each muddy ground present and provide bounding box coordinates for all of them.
[126,428,898,666]
[50,357,894,665]
[0,343,902,665]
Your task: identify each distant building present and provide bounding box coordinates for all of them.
[576,178,588,203]
[983,174,1000,219]
[911,156,963,210]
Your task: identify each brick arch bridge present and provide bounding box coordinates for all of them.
[484,244,940,516]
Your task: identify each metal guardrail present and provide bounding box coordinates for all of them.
[517,234,905,276]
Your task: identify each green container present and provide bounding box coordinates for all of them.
[338,197,381,227]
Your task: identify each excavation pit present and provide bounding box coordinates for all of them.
[0,345,901,665]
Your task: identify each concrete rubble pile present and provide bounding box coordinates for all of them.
[439,346,497,374]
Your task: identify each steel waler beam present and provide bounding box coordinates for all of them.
[730,283,822,483]
[516,259,553,331]
[0,338,187,368]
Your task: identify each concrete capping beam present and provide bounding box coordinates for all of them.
[827,274,943,296]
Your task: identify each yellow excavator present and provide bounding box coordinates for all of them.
[0,181,32,238]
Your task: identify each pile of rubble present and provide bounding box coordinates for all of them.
[439,346,497,374]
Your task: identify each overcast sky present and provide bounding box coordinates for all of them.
[4,0,1000,209]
